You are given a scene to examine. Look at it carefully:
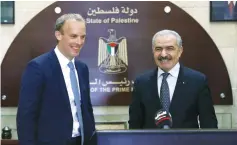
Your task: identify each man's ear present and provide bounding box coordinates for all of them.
[179,46,183,57]
[55,31,62,41]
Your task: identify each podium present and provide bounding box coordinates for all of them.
[97,130,237,145]
[2,130,237,145]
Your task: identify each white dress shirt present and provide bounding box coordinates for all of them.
[54,46,80,137]
[157,63,180,101]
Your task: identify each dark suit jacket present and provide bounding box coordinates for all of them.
[129,64,218,129]
[17,50,96,145]
[212,1,237,20]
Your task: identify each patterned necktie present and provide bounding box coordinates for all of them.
[68,61,84,145]
[160,73,170,112]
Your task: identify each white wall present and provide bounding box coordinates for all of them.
[1,1,237,139]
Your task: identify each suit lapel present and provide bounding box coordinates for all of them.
[48,50,71,110]
[149,68,162,109]
[75,60,86,105]
[169,65,187,112]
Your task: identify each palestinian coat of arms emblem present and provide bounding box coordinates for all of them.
[98,29,128,74]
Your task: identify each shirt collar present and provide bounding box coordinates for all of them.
[54,46,75,69]
[157,62,180,78]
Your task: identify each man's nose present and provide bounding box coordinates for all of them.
[76,38,84,45]
[160,49,167,57]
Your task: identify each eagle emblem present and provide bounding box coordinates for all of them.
[98,29,128,74]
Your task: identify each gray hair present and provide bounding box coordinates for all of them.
[55,13,86,33]
[152,29,182,48]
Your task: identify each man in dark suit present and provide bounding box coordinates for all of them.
[211,1,237,21]
[128,29,218,129]
[17,13,96,145]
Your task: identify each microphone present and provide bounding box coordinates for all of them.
[154,109,172,129]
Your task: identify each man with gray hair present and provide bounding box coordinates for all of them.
[17,13,96,145]
[129,29,217,129]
